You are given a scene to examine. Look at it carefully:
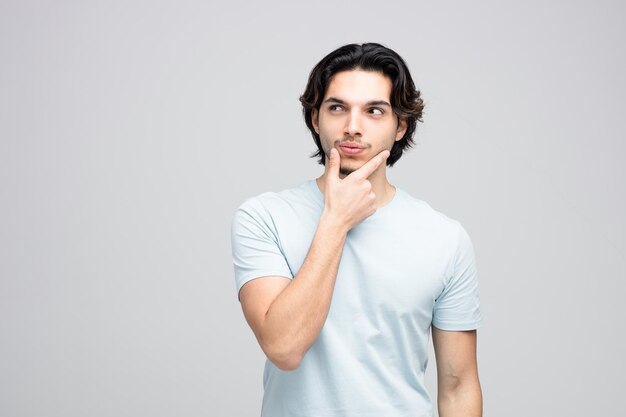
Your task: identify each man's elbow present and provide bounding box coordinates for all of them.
[262,340,304,371]
[440,373,480,396]
[439,373,462,394]
[438,374,482,415]
[270,354,303,371]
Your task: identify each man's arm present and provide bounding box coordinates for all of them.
[239,148,389,371]
[432,327,482,417]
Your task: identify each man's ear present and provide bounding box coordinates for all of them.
[395,118,408,141]
[311,108,320,134]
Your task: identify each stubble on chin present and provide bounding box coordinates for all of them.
[339,167,354,177]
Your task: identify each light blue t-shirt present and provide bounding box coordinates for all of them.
[231,180,482,417]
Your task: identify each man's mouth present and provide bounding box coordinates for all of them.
[338,143,366,155]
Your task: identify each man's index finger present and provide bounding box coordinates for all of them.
[351,150,390,180]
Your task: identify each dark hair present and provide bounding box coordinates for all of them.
[300,43,424,167]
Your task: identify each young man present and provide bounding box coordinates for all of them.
[231,43,483,417]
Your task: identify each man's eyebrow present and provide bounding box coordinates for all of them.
[366,100,391,107]
[324,97,346,104]
[323,97,392,107]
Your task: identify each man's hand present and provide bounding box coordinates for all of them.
[323,148,390,231]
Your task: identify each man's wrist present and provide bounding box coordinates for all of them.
[319,210,350,236]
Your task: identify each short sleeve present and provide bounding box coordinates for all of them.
[432,223,482,331]
[230,198,293,299]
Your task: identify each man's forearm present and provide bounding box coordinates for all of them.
[258,211,348,369]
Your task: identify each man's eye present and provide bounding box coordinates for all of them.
[329,105,343,111]
[369,108,384,115]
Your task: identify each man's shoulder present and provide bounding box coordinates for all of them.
[394,189,473,261]
[395,188,463,232]
[235,180,321,218]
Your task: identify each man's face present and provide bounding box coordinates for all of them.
[312,69,407,177]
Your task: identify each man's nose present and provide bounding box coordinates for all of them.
[344,110,363,137]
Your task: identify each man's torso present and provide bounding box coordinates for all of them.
[231,180,481,417]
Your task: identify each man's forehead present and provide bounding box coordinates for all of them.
[324,69,392,104]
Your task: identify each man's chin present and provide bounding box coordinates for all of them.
[339,161,362,177]
[339,167,355,177]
